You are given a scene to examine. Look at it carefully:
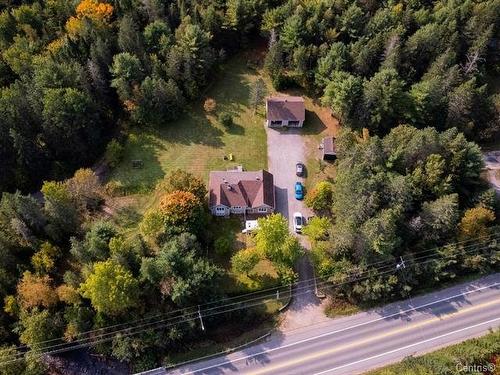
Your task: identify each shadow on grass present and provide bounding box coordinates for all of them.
[156,111,226,148]
[113,206,142,229]
[301,110,327,135]
[226,122,245,135]
[111,132,167,193]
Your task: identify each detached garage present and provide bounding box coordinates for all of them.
[321,137,337,161]
[266,96,305,128]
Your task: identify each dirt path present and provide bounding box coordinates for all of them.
[265,126,329,331]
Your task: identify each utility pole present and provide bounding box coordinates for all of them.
[396,256,405,270]
[396,255,424,341]
[198,305,205,331]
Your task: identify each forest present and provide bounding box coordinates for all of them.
[306,125,499,303]
[0,0,499,372]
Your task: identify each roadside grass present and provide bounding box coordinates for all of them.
[324,297,360,318]
[107,53,269,196]
[164,319,278,367]
[365,329,500,375]
[321,272,491,320]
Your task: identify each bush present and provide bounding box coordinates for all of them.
[219,112,233,128]
[305,181,334,212]
[104,180,126,196]
[214,236,233,257]
[231,248,261,276]
[303,216,331,242]
[203,98,217,113]
[105,139,124,168]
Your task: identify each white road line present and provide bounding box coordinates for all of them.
[175,281,499,374]
[312,316,500,375]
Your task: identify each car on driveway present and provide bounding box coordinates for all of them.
[293,212,303,233]
[295,182,304,200]
[296,162,304,176]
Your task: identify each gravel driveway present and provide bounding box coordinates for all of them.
[266,126,329,330]
[484,151,500,194]
[266,127,313,226]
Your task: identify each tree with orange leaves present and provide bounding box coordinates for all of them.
[158,190,204,232]
[66,0,113,39]
[17,272,58,310]
[76,0,113,22]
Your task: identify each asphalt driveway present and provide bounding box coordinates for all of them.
[266,127,313,227]
[265,126,327,330]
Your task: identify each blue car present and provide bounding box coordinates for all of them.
[295,182,304,200]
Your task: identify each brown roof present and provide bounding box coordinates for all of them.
[209,170,275,208]
[322,137,336,155]
[266,96,305,122]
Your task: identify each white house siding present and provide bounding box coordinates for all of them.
[212,206,229,216]
[267,119,303,128]
[249,206,273,214]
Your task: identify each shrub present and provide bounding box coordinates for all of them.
[104,180,126,196]
[105,139,124,168]
[305,181,334,212]
[231,248,261,276]
[303,216,331,242]
[214,236,233,257]
[219,112,233,127]
[203,98,217,113]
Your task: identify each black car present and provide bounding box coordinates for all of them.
[296,162,304,176]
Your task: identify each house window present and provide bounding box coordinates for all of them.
[216,207,225,212]
[270,120,282,126]
[288,121,300,126]
[258,207,267,213]
[232,206,242,209]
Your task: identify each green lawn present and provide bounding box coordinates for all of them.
[108,54,269,195]
[228,258,281,293]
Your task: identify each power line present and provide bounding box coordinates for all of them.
[4,234,499,356]
[1,244,497,364]
[0,268,400,364]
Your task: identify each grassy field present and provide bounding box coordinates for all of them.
[366,330,499,375]
[108,53,269,195]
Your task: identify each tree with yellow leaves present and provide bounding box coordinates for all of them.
[66,0,113,39]
[458,206,496,240]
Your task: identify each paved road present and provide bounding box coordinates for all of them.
[158,274,500,375]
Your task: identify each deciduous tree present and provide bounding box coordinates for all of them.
[80,260,139,315]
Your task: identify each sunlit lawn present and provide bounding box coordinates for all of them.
[108,53,269,196]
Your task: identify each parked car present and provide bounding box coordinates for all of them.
[293,212,303,233]
[295,181,304,200]
[296,162,304,176]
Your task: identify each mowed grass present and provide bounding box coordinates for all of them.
[108,54,269,195]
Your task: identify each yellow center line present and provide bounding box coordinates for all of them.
[247,298,500,375]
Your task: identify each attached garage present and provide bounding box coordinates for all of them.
[266,96,305,128]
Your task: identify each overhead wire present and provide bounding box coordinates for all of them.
[1,238,497,364]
